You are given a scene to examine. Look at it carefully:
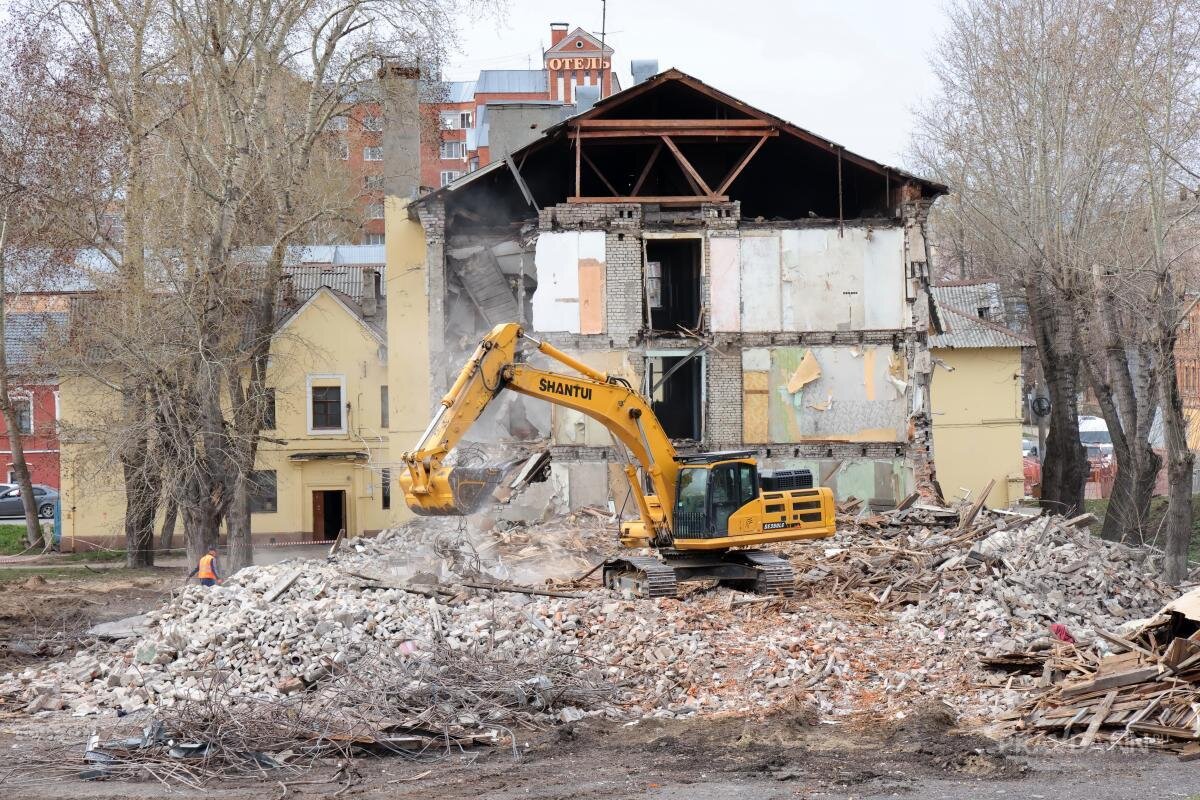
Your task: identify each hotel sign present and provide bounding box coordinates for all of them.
[547,57,610,71]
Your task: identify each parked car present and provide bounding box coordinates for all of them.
[0,484,57,518]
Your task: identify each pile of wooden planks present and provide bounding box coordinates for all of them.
[1019,588,1200,755]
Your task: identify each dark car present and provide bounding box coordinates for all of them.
[0,485,58,518]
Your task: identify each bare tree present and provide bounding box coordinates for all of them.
[0,19,115,548]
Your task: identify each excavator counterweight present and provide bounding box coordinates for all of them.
[400,323,837,598]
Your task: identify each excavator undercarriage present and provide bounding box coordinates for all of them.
[602,550,796,599]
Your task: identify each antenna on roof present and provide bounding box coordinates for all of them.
[600,0,607,98]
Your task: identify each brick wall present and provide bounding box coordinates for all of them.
[705,346,743,447]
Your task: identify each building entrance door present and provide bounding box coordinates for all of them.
[312,490,347,541]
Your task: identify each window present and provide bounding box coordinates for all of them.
[645,239,702,331]
[380,385,389,428]
[11,397,31,435]
[363,174,384,191]
[977,306,992,320]
[334,140,349,160]
[439,141,464,159]
[439,170,462,187]
[361,116,383,132]
[310,384,343,431]
[460,111,472,129]
[325,116,348,131]
[261,389,276,430]
[439,111,459,130]
[249,470,277,514]
[363,146,383,161]
[381,467,391,510]
[363,233,385,245]
[366,203,384,220]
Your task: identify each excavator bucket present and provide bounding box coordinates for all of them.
[400,453,551,516]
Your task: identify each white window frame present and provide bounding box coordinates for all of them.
[459,111,473,129]
[335,140,349,160]
[325,116,348,131]
[440,170,462,187]
[363,174,383,191]
[9,391,33,436]
[439,111,459,130]
[363,233,385,245]
[366,202,384,220]
[439,141,463,160]
[363,146,383,161]
[306,374,347,435]
[361,116,383,132]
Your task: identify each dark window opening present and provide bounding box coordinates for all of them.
[645,239,701,332]
[381,467,391,510]
[977,306,991,320]
[249,470,277,514]
[646,354,702,440]
[311,385,342,430]
[262,389,276,430]
[380,385,389,429]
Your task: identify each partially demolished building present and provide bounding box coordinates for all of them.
[387,69,947,510]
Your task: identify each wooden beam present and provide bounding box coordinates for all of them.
[660,135,713,196]
[581,151,620,197]
[717,134,769,194]
[574,131,581,199]
[577,118,769,129]
[567,195,728,205]
[572,129,778,139]
[631,142,662,196]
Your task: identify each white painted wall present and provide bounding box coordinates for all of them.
[779,228,905,331]
[531,231,607,333]
[709,235,741,332]
[740,234,782,332]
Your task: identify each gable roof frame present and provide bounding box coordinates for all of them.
[545,26,613,55]
[275,285,385,346]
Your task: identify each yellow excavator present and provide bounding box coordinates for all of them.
[399,323,837,597]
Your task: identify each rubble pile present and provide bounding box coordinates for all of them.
[1012,587,1200,753]
[790,507,1173,657]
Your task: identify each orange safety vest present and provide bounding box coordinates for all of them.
[197,554,217,580]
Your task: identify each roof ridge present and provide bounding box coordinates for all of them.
[936,301,1035,345]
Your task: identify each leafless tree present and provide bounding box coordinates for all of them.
[0,17,116,548]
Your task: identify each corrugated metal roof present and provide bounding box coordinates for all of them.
[284,264,384,301]
[5,312,66,368]
[929,284,1034,349]
[475,69,548,94]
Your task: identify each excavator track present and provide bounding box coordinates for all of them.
[602,556,678,598]
[728,550,796,597]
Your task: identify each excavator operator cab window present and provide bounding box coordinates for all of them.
[709,462,757,534]
[674,467,709,537]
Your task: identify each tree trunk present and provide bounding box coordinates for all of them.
[1159,338,1194,585]
[160,494,178,550]
[120,387,157,567]
[182,500,221,568]
[1028,281,1087,515]
[227,473,252,573]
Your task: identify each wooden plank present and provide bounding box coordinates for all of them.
[572,129,779,139]
[956,478,995,532]
[581,151,620,196]
[1096,629,1160,663]
[1061,666,1161,697]
[660,134,711,196]
[1179,742,1200,761]
[577,118,772,129]
[567,195,728,205]
[1080,690,1118,746]
[631,142,662,196]
[717,134,769,194]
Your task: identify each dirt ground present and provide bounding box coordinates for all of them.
[6,705,1200,799]
[4,570,1200,799]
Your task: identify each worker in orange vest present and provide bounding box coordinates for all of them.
[189,547,222,586]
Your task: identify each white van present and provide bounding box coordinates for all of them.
[1078,416,1113,457]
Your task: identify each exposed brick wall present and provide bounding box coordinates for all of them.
[705,346,743,448]
[417,199,448,408]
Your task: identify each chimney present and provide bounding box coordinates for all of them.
[377,63,421,200]
[550,22,568,48]
[631,59,659,86]
[574,84,600,115]
[361,268,378,317]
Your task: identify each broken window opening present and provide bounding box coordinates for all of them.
[645,239,702,332]
[646,352,703,441]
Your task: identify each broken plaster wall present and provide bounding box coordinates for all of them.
[429,197,937,516]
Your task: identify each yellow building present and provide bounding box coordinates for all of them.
[929,283,1034,508]
[59,266,393,548]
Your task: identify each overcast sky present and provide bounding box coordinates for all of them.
[446,0,950,168]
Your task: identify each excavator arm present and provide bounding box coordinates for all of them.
[400,323,679,544]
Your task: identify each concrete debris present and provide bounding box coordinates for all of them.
[0,499,1179,765]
